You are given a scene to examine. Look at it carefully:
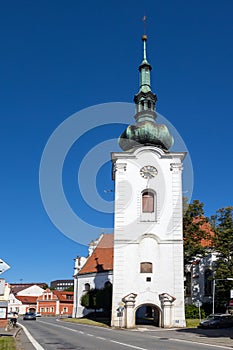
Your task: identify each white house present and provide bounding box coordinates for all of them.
[8,284,45,314]
[73,234,113,318]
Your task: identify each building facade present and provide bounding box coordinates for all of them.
[50,280,74,291]
[37,289,73,316]
[73,234,113,318]
[111,35,186,328]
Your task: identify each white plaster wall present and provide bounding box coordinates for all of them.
[111,146,186,327]
[73,272,113,318]
[17,285,44,296]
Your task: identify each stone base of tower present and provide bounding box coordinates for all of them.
[111,291,186,329]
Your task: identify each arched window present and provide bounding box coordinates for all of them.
[140,262,153,273]
[104,281,112,288]
[142,191,154,213]
[84,283,90,292]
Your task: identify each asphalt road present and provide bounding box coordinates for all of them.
[17,317,233,350]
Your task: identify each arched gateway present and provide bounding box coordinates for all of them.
[136,304,161,327]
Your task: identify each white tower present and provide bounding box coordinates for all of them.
[111,35,186,328]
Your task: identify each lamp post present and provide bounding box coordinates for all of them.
[212,277,233,314]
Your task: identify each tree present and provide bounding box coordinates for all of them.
[183,199,211,265]
[210,206,233,311]
[80,284,112,313]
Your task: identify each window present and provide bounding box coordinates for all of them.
[140,262,153,273]
[50,307,54,312]
[204,269,213,296]
[141,190,156,222]
[184,272,191,296]
[146,277,151,282]
[104,281,112,288]
[84,283,90,291]
[63,307,67,313]
[40,307,44,312]
[142,191,154,213]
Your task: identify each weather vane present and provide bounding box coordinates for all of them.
[142,15,147,35]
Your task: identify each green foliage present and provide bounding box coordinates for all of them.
[185,304,205,319]
[210,206,233,310]
[80,284,112,312]
[183,199,211,264]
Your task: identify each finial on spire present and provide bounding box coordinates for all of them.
[142,15,147,35]
[141,16,149,62]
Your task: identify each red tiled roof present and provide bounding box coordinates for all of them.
[79,234,114,275]
[53,291,74,302]
[16,295,38,304]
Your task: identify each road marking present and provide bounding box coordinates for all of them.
[96,336,106,340]
[19,323,45,350]
[151,335,232,349]
[172,337,232,349]
[38,320,149,349]
[110,340,149,350]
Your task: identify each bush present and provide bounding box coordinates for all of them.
[185,304,205,319]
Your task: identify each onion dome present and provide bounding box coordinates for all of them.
[119,35,174,151]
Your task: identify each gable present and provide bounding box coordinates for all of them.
[16,285,44,296]
[79,234,114,275]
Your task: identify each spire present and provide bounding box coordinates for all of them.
[118,34,174,151]
[139,35,152,93]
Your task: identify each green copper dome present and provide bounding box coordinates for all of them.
[119,35,174,151]
[119,120,173,151]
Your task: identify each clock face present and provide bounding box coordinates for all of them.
[140,165,158,179]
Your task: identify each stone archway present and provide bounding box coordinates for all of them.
[135,304,160,327]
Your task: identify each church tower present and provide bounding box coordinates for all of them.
[111,35,186,328]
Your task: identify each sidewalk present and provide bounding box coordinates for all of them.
[0,326,34,350]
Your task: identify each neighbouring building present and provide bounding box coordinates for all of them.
[37,288,74,316]
[73,234,113,318]
[8,283,45,314]
[10,283,47,295]
[50,280,74,291]
[0,280,10,328]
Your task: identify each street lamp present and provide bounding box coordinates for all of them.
[212,277,233,314]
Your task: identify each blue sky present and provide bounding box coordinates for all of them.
[1,0,232,284]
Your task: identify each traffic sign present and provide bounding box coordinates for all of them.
[0,259,10,275]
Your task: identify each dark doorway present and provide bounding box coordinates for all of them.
[136,304,160,326]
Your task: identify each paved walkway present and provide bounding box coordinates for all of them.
[0,326,35,350]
